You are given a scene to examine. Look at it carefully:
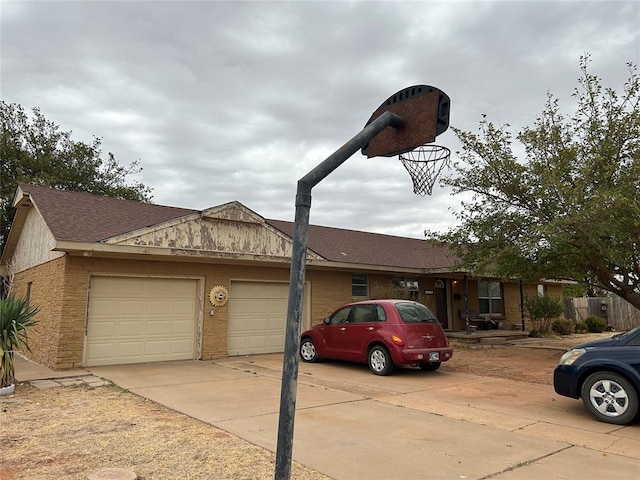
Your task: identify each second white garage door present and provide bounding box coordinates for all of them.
[228,281,308,356]
[85,276,198,366]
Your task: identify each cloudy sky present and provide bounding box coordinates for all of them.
[2,1,638,238]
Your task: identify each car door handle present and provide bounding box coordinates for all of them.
[340,327,346,332]
[367,327,374,331]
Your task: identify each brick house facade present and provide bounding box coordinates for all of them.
[2,185,562,370]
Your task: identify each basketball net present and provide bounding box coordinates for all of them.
[399,144,451,196]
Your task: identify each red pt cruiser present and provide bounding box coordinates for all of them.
[300,299,453,375]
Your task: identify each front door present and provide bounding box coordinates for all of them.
[435,278,449,329]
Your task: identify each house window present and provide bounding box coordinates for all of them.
[26,282,33,304]
[392,277,419,300]
[352,273,368,297]
[479,280,503,315]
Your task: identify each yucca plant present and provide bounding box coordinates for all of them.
[1,294,39,389]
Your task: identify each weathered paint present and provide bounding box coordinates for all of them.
[9,207,63,273]
[107,202,323,260]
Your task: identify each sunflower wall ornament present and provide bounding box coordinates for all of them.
[209,285,229,307]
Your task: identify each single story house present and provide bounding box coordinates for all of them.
[1,184,562,370]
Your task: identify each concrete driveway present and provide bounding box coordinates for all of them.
[82,355,640,480]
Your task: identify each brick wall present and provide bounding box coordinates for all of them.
[12,254,352,369]
[11,251,566,369]
[9,257,67,368]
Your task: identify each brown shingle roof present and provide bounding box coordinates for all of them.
[19,184,195,242]
[266,220,456,270]
[19,184,457,270]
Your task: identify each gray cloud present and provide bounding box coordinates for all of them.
[2,0,638,239]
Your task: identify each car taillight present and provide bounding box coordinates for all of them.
[391,335,404,347]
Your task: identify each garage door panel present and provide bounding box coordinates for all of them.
[119,299,146,315]
[173,299,196,314]
[266,283,287,295]
[146,320,170,335]
[116,341,144,358]
[89,321,116,338]
[172,320,194,334]
[86,277,197,366]
[144,340,170,356]
[148,301,171,314]
[87,343,114,362]
[228,281,308,356]
[91,298,118,314]
[171,338,194,353]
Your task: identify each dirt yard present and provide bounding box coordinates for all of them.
[441,333,608,385]
[0,333,609,480]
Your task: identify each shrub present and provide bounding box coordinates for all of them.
[575,322,589,334]
[524,294,565,334]
[585,315,607,333]
[552,318,575,335]
[0,294,40,388]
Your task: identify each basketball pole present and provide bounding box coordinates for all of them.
[274,111,403,480]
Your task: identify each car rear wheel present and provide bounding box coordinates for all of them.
[300,338,318,363]
[419,362,441,371]
[581,372,639,425]
[368,345,394,376]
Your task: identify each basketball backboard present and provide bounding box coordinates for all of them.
[361,85,450,158]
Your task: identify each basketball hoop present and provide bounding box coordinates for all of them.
[399,144,451,196]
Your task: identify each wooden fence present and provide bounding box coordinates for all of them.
[564,296,640,331]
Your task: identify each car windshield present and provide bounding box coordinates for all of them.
[395,302,438,323]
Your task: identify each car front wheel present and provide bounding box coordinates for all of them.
[368,345,394,376]
[300,338,319,363]
[581,372,639,425]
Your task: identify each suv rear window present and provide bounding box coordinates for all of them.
[396,302,438,323]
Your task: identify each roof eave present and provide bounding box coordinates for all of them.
[53,241,296,266]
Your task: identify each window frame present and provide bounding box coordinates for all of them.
[392,276,420,300]
[478,280,504,316]
[352,273,369,298]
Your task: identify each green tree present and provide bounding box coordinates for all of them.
[0,102,153,250]
[431,56,640,310]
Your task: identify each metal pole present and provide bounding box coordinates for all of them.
[519,279,525,331]
[464,274,470,334]
[274,111,403,480]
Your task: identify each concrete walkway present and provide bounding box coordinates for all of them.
[15,354,640,479]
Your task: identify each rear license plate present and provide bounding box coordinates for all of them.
[429,352,440,361]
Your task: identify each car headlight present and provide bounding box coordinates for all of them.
[558,348,586,366]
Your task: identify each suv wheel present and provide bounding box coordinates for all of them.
[581,371,639,425]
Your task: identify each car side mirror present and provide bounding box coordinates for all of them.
[323,317,331,325]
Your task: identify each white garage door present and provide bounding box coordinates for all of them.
[85,276,198,366]
[228,281,308,356]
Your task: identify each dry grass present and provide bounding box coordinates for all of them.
[0,384,331,480]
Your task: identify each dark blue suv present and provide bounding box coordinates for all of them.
[553,326,640,424]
